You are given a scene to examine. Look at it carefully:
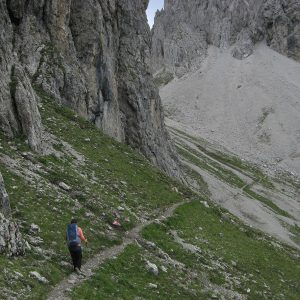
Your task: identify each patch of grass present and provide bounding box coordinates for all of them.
[288,225,300,246]
[153,69,174,87]
[208,271,226,285]
[0,86,192,299]
[35,86,192,211]
[0,164,121,299]
[243,187,290,217]
[142,202,300,300]
[71,244,210,300]
[180,163,210,197]
[171,127,274,189]
[177,145,246,188]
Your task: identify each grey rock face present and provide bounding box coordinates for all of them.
[152,0,300,75]
[0,172,11,217]
[0,0,181,178]
[0,213,25,256]
[0,172,25,256]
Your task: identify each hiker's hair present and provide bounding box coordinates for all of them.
[71,219,78,224]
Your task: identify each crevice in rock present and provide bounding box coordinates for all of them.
[9,65,22,134]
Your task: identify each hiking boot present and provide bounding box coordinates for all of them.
[74,267,81,275]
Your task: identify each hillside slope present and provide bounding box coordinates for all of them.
[0,0,180,177]
[0,89,189,299]
[161,44,300,176]
[0,87,299,300]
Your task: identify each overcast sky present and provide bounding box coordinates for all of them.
[146,0,164,28]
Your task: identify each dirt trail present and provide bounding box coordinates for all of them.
[47,201,187,300]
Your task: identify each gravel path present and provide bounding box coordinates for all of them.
[47,201,188,300]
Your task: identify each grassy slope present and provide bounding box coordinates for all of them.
[74,202,300,300]
[1,89,299,299]
[71,129,300,300]
[0,89,192,300]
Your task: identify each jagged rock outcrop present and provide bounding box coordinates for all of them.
[0,213,25,256]
[0,172,25,256]
[0,0,180,178]
[152,0,300,76]
[0,172,11,217]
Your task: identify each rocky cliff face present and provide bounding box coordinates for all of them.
[152,0,300,76]
[0,0,180,177]
[0,172,25,256]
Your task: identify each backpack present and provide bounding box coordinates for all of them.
[67,223,80,246]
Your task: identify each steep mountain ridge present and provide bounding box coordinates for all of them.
[0,0,180,177]
[152,0,300,76]
[0,94,299,299]
[160,44,300,175]
[151,0,300,176]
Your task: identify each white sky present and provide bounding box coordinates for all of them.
[146,0,164,28]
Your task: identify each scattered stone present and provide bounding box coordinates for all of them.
[27,236,44,246]
[247,288,251,293]
[161,266,168,273]
[0,172,11,216]
[85,212,94,218]
[29,271,49,284]
[25,241,31,250]
[68,279,76,284]
[29,223,40,235]
[14,271,24,278]
[140,240,156,251]
[58,182,71,191]
[148,283,158,289]
[231,260,237,267]
[171,187,179,193]
[146,261,159,276]
[117,206,125,212]
[200,201,209,208]
[84,138,91,142]
[60,261,71,268]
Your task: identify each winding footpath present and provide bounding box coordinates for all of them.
[47,200,188,300]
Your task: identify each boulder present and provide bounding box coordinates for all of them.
[0,172,11,217]
[29,223,40,235]
[145,260,159,276]
[29,271,49,284]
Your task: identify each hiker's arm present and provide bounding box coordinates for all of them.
[78,227,87,243]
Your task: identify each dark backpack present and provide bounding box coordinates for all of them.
[67,223,80,246]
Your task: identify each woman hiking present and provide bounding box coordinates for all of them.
[66,219,88,274]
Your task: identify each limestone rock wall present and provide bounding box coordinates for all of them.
[0,0,180,177]
[152,0,300,75]
[0,172,25,256]
[0,213,25,256]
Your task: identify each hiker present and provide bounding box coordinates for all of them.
[66,219,88,274]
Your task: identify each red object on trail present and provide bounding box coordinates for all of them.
[112,220,121,227]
